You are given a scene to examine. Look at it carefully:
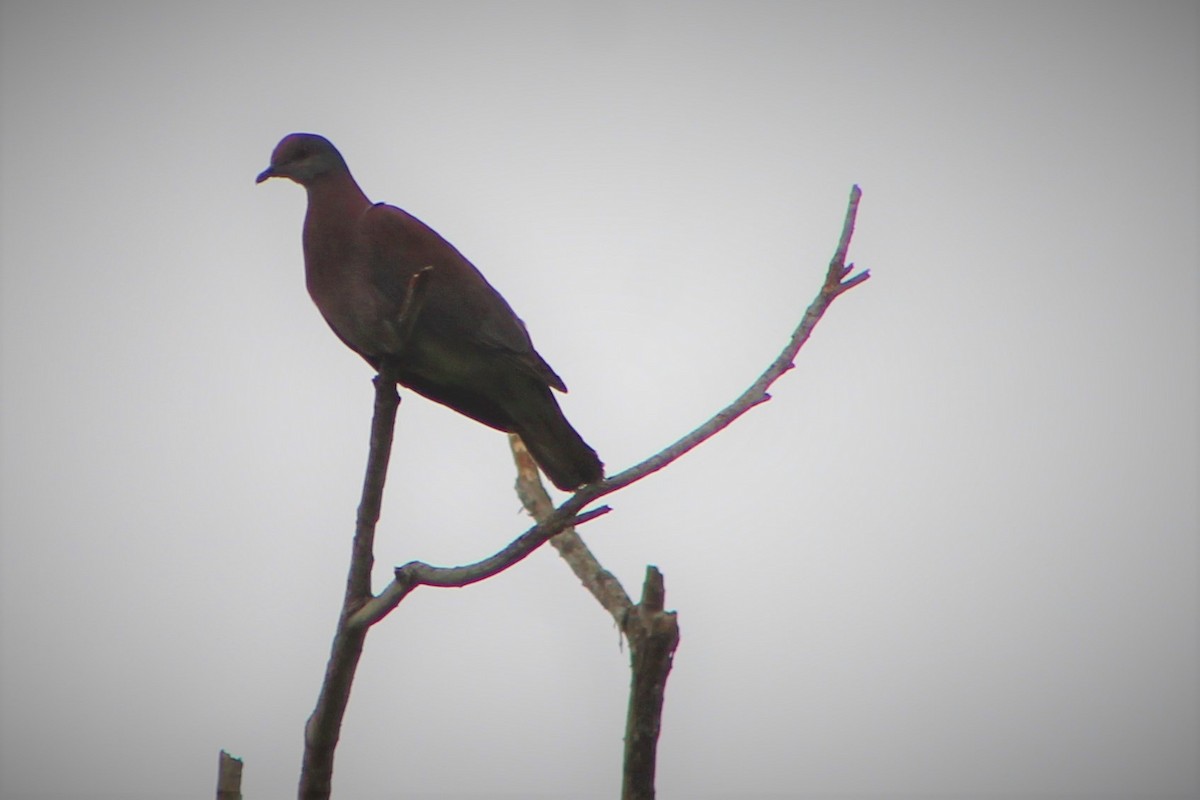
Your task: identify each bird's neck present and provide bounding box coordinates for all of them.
[304,172,371,218]
[301,174,372,279]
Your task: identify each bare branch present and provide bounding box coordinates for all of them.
[829,184,862,286]
[622,567,678,800]
[349,499,611,629]
[216,750,243,800]
[347,368,400,601]
[299,367,399,800]
[600,184,868,490]
[510,433,633,621]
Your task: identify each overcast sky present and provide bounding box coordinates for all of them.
[1,2,1196,799]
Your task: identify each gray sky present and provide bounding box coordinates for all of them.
[1,2,1196,799]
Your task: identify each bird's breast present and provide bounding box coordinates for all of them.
[305,269,403,359]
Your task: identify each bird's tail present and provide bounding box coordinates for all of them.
[512,396,603,492]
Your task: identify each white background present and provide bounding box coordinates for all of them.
[1,2,1196,799]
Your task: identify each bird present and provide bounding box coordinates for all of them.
[256,133,603,491]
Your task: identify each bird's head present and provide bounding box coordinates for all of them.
[256,133,349,186]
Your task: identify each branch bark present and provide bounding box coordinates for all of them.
[622,567,678,800]
[511,434,632,619]
[216,749,244,800]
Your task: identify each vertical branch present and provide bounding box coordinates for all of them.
[298,368,400,800]
[347,368,400,601]
[621,567,679,800]
[216,750,243,800]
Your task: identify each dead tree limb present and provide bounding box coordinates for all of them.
[511,435,632,619]
[622,567,677,800]
[510,435,679,800]
[295,186,869,799]
[298,366,400,800]
[216,749,244,800]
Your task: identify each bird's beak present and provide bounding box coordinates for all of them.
[255,166,276,184]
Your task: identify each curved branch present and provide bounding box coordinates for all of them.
[349,185,869,629]
[351,501,610,628]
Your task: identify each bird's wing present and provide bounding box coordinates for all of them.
[362,203,568,392]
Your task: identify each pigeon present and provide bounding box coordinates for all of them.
[257,133,603,491]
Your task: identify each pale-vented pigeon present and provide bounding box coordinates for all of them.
[257,133,603,491]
